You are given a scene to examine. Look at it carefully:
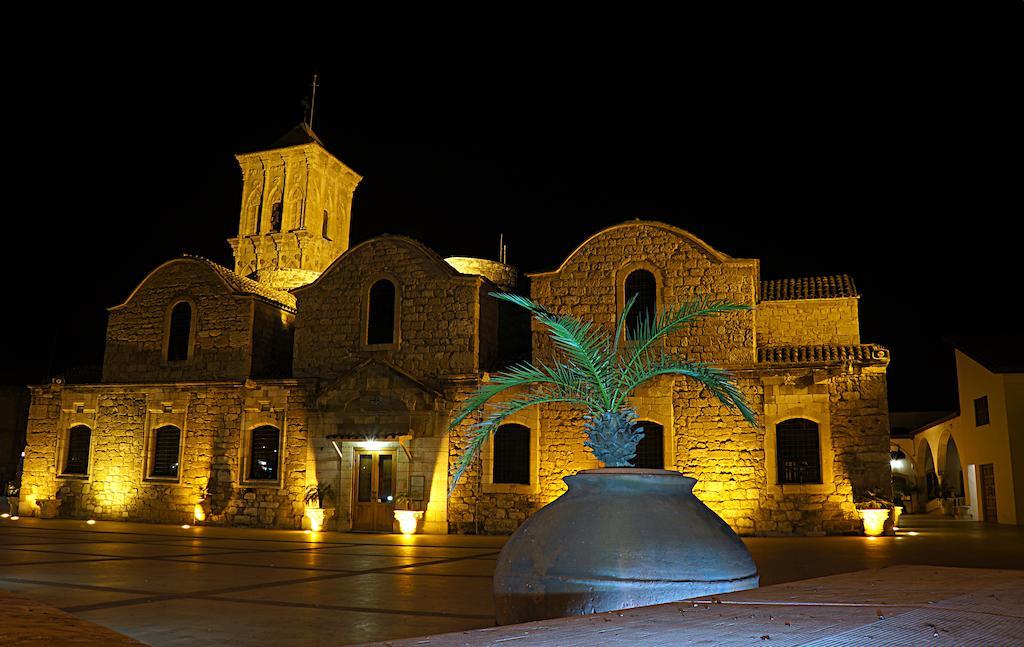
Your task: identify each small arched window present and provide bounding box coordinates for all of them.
[151,426,181,478]
[625,269,657,339]
[367,279,396,345]
[776,418,821,484]
[64,425,92,475]
[249,426,280,481]
[270,202,283,232]
[493,424,530,484]
[166,302,192,362]
[322,210,330,239]
[633,421,664,469]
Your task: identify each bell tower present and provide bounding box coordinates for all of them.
[229,123,362,290]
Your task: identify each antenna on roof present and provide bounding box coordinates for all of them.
[499,233,508,264]
[305,72,320,128]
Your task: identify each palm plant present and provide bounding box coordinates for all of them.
[448,292,758,493]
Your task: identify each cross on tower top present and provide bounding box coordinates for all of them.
[305,73,319,128]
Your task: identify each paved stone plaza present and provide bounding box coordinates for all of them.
[0,516,1021,646]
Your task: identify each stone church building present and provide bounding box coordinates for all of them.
[20,125,892,536]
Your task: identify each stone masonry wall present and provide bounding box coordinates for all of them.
[529,222,757,366]
[294,236,488,381]
[103,260,254,383]
[447,365,890,536]
[20,381,310,529]
[251,301,295,378]
[757,298,860,347]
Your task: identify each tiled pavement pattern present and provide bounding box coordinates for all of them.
[374,566,1024,646]
[0,518,503,645]
[1,516,1022,646]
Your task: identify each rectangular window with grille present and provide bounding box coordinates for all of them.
[776,419,821,484]
[151,426,181,478]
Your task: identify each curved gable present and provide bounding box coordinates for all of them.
[109,258,235,311]
[109,257,296,312]
[294,235,462,295]
[528,220,735,278]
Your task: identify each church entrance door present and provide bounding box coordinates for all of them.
[352,450,397,532]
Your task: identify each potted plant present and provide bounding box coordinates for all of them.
[392,492,424,535]
[449,292,760,624]
[303,481,335,532]
[855,489,894,536]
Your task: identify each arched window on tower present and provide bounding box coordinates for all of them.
[493,424,531,484]
[633,421,664,469]
[166,302,193,362]
[776,418,822,484]
[625,269,657,339]
[63,425,92,475]
[249,426,280,481]
[270,202,283,232]
[322,210,330,239]
[367,279,397,345]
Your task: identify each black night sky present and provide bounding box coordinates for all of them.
[8,28,1022,414]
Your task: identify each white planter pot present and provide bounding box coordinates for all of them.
[304,507,335,532]
[858,508,889,536]
[394,510,424,535]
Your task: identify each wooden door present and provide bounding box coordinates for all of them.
[980,463,998,523]
[352,450,397,532]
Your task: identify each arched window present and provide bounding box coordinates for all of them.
[633,421,664,469]
[64,425,92,475]
[776,418,821,484]
[151,426,181,478]
[625,269,657,339]
[493,424,530,484]
[166,302,192,362]
[367,279,396,345]
[322,210,330,239]
[270,202,283,232]
[249,426,280,481]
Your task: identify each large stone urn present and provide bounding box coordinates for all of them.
[493,468,759,625]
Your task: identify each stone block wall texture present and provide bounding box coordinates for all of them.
[756,298,860,347]
[529,222,757,366]
[293,236,497,381]
[20,382,309,528]
[103,260,253,383]
[251,302,295,378]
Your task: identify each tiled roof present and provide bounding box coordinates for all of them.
[189,257,297,312]
[758,344,889,364]
[760,274,858,301]
[270,122,325,149]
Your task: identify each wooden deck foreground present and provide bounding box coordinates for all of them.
[366,565,1024,646]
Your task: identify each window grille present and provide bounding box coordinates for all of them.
[151,426,181,478]
[776,418,821,484]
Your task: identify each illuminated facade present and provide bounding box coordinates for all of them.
[20,126,892,535]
